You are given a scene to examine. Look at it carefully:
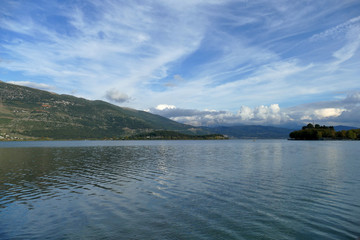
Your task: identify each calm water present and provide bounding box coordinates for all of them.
[0,140,359,240]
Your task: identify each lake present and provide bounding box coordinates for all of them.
[0,140,359,239]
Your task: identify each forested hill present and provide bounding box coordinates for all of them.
[0,81,206,140]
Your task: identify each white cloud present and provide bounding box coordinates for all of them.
[155,104,176,111]
[313,108,346,119]
[105,89,131,103]
[237,106,254,120]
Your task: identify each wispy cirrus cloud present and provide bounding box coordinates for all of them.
[332,25,360,65]
[310,16,360,42]
[1,0,208,97]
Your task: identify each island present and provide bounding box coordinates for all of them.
[289,123,360,140]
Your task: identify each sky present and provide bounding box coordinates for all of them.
[1,0,360,127]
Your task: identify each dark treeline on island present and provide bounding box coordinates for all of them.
[289,123,360,140]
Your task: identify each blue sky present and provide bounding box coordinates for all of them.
[1,0,360,127]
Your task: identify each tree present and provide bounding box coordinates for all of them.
[316,131,323,139]
[302,123,314,130]
[346,130,356,140]
[336,130,346,139]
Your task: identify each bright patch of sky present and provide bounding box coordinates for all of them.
[1,0,360,127]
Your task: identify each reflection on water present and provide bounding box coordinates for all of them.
[0,140,360,240]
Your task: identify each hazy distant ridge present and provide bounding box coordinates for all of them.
[205,125,294,139]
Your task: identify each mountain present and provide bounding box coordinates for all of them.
[0,81,206,140]
[206,125,294,139]
[334,125,358,131]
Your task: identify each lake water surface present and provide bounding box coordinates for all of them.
[0,140,359,239]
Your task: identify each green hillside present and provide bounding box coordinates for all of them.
[0,81,205,140]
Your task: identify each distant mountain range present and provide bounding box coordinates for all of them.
[333,125,358,131]
[205,125,294,139]
[0,81,356,140]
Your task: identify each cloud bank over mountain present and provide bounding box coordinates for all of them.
[148,92,360,127]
